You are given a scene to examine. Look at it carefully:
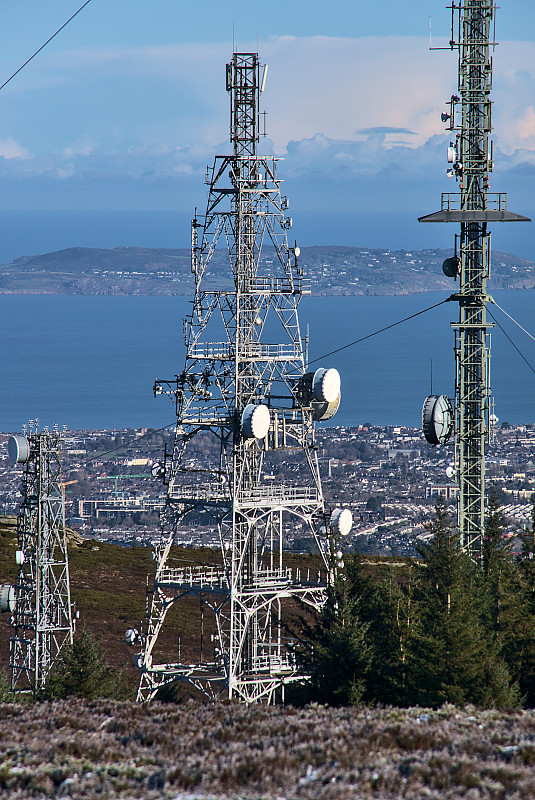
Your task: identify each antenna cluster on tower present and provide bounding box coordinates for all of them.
[130,53,351,703]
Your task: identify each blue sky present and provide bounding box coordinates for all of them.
[0,1,534,252]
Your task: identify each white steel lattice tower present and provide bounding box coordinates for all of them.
[7,427,74,694]
[135,53,343,703]
[420,1,529,559]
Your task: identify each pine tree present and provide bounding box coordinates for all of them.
[361,567,412,705]
[482,495,525,663]
[43,628,131,701]
[514,502,535,706]
[298,554,373,706]
[406,499,519,708]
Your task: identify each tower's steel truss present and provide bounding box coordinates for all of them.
[136,53,334,703]
[9,427,74,694]
[420,1,529,558]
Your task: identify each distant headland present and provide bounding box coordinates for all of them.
[1,245,534,296]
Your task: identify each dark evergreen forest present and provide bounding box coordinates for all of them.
[292,499,535,709]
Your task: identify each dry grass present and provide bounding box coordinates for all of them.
[0,699,534,798]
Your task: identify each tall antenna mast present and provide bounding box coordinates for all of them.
[420,1,530,558]
[132,53,349,703]
[2,428,75,695]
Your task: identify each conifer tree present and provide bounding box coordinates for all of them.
[43,628,131,701]
[297,554,373,706]
[406,499,518,708]
[514,502,535,706]
[360,567,412,705]
[482,494,526,664]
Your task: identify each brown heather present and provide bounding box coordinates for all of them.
[0,699,534,798]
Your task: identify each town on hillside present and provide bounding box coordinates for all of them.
[1,423,532,557]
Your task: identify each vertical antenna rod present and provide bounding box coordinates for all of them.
[420,1,529,559]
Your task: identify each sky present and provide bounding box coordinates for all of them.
[0,1,535,253]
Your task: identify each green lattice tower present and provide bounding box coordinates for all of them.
[420,1,529,558]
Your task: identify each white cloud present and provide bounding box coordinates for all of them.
[1,34,534,213]
[0,137,31,160]
[63,136,95,159]
[12,35,535,157]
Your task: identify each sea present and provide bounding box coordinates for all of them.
[0,209,534,263]
[0,290,533,432]
[0,208,533,432]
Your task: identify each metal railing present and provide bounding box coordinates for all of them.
[158,564,228,590]
[441,192,507,211]
[189,342,301,361]
[238,485,319,505]
[247,277,310,295]
[158,564,327,592]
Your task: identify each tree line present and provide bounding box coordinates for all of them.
[293,498,535,709]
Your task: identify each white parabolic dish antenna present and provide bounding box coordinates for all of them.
[8,435,30,465]
[313,368,341,404]
[422,395,454,446]
[241,404,271,439]
[331,507,353,536]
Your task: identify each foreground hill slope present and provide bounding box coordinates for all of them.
[1,699,534,798]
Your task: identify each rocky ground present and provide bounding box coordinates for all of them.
[1,699,534,798]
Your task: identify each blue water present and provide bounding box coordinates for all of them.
[0,209,534,263]
[0,291,533,432]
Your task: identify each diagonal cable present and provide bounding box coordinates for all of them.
[307,298,450,366]
[0,0,94,93]
[489,297,535,344]
[487,307,535,378]
[83,421,175,464]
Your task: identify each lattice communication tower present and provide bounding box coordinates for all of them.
[0,425,75,694]
[132,53,349,703]
[420,0,529,559]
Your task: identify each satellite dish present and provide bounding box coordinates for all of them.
[125,628,139,646]
[151,462,164,478]
[312,392,341,421]
[294,246,300,258]
[8,435,30,465]
[442,255,459,278]
[313,368,341,403]
[296,368,341,419]
[446,465,455,479]
[331,508,353,536]
[241,404,270,439]
[135,652,152,670]
[422,395,454,445]
[0,585,15,614]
